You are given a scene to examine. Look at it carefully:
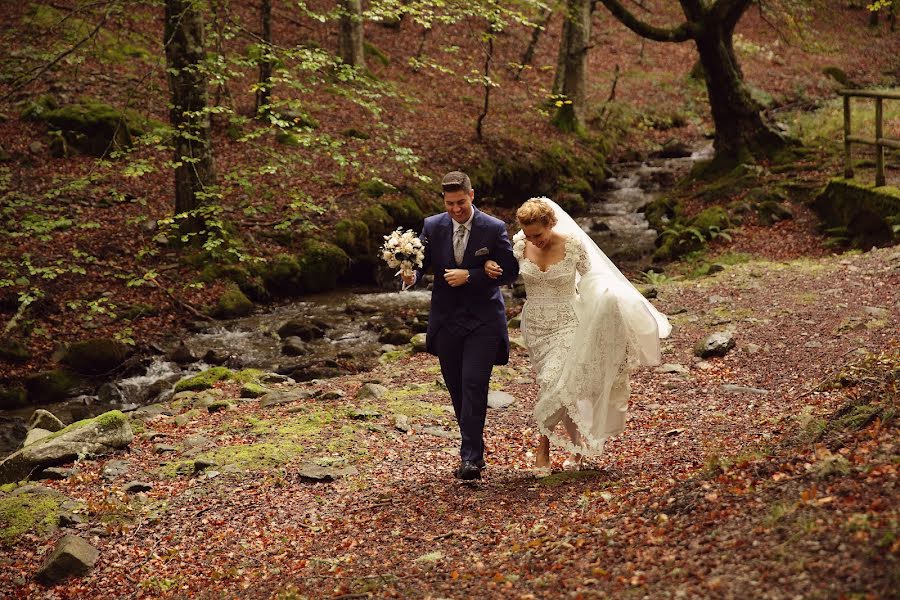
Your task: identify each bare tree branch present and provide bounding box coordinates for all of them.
[597,0,696,42]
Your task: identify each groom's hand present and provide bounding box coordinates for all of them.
[444,269,469,287]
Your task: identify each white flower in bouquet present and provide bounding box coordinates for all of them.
[381,228,425,279]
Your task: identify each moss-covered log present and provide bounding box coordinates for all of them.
[811,178,900,248]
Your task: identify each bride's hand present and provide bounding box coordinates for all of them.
[484,260,502,279]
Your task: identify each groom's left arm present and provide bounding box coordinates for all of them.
[466,222,519,289]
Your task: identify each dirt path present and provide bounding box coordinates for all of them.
[1,246,897,599]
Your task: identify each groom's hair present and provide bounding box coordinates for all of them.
[441,171,472,195]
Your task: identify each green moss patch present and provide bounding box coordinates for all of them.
[174,367,232,393]
[0,489,66,544]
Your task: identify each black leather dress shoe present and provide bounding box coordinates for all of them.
[455,460,483,481]
[476,458,486,470]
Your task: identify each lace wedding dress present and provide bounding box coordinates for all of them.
[514,211,670,457]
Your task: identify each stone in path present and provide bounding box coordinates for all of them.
[357,383,387,400]
[487,391,516,410]
[35,534,99,584]
[259,390,314,408]
[694,331,735,358]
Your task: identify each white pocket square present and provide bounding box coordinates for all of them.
[474,247,489,256]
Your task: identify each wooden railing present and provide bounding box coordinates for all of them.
[840,89,900,187]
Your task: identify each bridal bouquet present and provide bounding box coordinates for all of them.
[381,228,425,279]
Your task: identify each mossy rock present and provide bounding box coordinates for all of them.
[364,41,390,66]
[262,253,304,297]
[0,486,69,544]
[379,196,423,230]
[32,98,163,157]
[0,338,30,363]
[240,382,269,399]
[297,239,349,293]
[690,163,765,200]
[653,207,731,263]
[360,204,395,244]
[174,367,232,393]
[201,262,268,302]
[471,144,607,207]
[811,178,900,248]
[19,95,59,122]
[213,284,253,319]
[60,338,130,376]
[754,200,794,226]
[333,219,370,256]
[24,369,82,405]
[555,192,587,217]
[360,178,397,198]
[643,196,680,232]
[0,385,28,410]
[691,206,731,232]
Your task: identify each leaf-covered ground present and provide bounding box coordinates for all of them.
[1,243,896,599]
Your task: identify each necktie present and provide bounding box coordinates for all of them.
[454,225,467,265]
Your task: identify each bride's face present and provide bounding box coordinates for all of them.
[522,222,552,249]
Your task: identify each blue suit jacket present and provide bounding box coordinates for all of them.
[413,208,520,365]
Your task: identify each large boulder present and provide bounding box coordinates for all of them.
[60,338,130,376]
[0,410,133,484]
[35,534,99,584]
[24,97,162,158]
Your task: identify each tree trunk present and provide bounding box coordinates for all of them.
[338,0,365,68]
[256,0,273,116]
[693,21,785,168]
[553,0,592,133]
[552,8,571,95]
[164,0,216,235]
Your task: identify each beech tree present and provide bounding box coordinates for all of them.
[339,0,366,68]
[164,0,217,235]
[552,0,592,133]
[598,0,789,168]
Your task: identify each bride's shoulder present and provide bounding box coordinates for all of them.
[512,231,526,256]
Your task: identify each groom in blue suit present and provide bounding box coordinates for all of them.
[402,171,519,480]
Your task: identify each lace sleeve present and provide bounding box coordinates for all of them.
[574,237,591,276]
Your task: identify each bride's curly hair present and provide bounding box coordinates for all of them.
[516,198,558,228]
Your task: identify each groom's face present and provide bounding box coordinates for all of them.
[444,189,475,224]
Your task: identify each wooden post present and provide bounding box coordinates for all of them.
[875,97,885,186]
[843,94,853,179]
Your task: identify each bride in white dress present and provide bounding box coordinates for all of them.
[484,198,671,474]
